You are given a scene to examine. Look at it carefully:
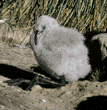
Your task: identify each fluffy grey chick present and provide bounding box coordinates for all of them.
[29,15,91,89]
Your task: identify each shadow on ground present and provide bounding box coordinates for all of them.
[75,95,107,110]
[0,63,35,80]
[0,63,60,90]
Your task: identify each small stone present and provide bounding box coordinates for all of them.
[41,99,46,102]
[17,89,21,92]
[0,105,5,108]
[32,85,42,91]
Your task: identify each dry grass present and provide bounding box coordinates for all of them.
[0,0,107,45]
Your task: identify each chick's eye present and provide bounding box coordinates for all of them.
[43,26,46,30]
[35,30,38,34]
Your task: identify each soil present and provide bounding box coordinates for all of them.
[0,42,107,110]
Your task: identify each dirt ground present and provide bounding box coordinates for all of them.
[0,42,107,110]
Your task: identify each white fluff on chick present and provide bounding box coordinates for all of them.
[30,15,91,82]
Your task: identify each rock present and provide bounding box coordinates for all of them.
[91,33,107,60]
[85,33,107,81]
